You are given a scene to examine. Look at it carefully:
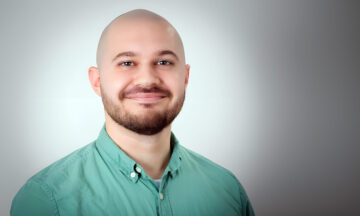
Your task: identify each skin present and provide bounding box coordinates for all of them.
[88,9,190,179]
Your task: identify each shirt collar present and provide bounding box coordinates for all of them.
[95,124,182,183]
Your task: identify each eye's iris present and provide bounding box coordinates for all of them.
[122,62,133,66]
[158,61,170,65]
[120,61,171,66]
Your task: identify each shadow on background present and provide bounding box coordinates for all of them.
[1,1,359,215]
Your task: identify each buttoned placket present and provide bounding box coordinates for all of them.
[96,126,182,216]
[157,171,175,216]
[131,164,174,216]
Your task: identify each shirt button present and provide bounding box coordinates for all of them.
[135,167,142,173]
[130,172,136,178]
[159,192,164,200]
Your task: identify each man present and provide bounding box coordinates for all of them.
[11,9,254,216]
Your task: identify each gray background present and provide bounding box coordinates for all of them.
[1,0,359,215]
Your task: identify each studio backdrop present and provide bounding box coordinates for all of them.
[1,0,359,215]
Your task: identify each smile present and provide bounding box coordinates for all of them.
[125,93,167,104]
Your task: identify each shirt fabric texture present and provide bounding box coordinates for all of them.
[11,125,255,216]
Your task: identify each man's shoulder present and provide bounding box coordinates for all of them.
[28,141,97,187]
[179,145,240,184]
[11,141,99,216]
[178,145,251,203]
[177,145,254,215]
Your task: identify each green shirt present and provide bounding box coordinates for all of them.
[11,126,254,216]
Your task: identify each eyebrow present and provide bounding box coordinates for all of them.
[112,49,179,62]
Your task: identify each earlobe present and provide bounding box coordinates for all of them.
[88,66,101,97]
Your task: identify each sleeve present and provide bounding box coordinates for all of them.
[226,170,255,216]
[241,193,255,216]
[237,180,255,216]
[10,179,59,216]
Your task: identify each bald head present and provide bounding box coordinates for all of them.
[96,9,185,68]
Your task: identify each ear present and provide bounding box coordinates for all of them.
[88,66,101,97]
[185,64,190,87]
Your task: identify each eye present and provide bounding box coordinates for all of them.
[120,61,134,66]
[157,60,171,65]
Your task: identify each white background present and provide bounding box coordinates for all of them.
[1,0,359,215]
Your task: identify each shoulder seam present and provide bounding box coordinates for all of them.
[36,142,95,182]
[29,178,60,216]
[56,143,94,171]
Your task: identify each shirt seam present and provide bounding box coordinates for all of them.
[36,143,95,182]
[55,143,94,172]
[30,178,60,216]
[28,144,95,216]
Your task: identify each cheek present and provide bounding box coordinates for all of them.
[100,73,130,99]
[163,74,186,96]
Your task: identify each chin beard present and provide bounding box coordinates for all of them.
[102,92,185,135]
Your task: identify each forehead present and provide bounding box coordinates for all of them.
[104,19,182,58]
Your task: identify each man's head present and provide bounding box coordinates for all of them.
[88,9,190,135]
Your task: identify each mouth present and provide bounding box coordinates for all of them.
[125,92,167,104]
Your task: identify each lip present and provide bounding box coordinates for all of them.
[125,93,167,104]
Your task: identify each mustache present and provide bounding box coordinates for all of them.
[122,86,171,98]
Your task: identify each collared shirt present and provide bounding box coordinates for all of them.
[11,125,255,216]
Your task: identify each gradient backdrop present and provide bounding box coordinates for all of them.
[1,0,359,215]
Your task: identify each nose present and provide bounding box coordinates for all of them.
[133,64,161,88]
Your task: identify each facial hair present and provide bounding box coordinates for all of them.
[101,86,185,135]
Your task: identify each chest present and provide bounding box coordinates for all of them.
[54,174,240,216]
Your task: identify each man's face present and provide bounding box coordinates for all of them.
[97,19,189,135]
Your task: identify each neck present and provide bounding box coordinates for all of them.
[105,114,172,179]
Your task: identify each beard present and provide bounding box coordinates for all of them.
[101,86,185,135]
